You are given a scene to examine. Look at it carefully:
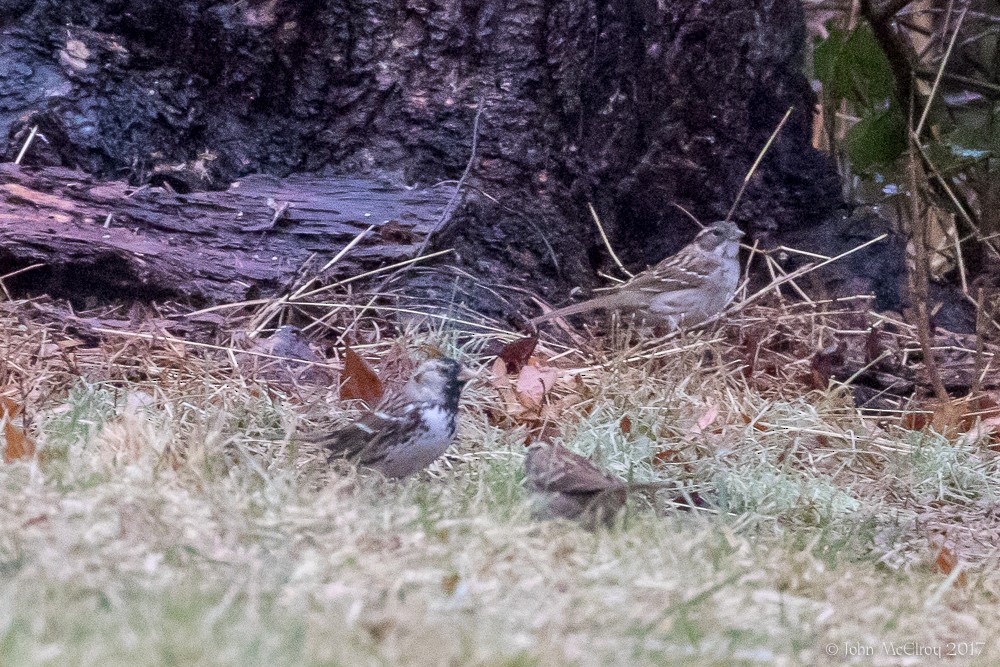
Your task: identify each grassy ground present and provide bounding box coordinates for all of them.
[2,302,1000,666]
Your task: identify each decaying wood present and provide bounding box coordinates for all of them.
[0,164,452,303]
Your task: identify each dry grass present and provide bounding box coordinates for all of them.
[3,295,1000,666]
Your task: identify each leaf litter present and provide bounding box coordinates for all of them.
[4,290,1000,662]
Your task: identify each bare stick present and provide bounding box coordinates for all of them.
[376,98,486,293]
[971,287,986,396]
[0,263,44,300]
[907,145,949,401]
[249,224,376,335]
[915,7,967,137]
[300,248,454,299]
[14,126,39,165]
[671,203,705,229]
[726,107,793,222]
[733,233,888,312]
[588,202,634,279]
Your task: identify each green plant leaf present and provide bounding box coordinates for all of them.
[814,22,896,110]
[845,107,906,171]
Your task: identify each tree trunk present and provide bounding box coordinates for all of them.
[0,0,910,321]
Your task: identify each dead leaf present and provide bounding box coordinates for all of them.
[340,346,383,405]
[690,403,720,435]
[514,361,558,410]
[809,341,845,390]
[619,415,632,434]
[653,448,682,466]
[668,491,709,510]
[1,397,34,463]
[3,423,34,463]
[441,573,460,595]
[963,395,1000,433]
[488,355,565,428]
[934,544,968,587]
[0,397,22,418]
[489,356,511,387]
[497,336,538,374]
[901,396,1000,441]
[741,412,769,432]
[900,407,932,432]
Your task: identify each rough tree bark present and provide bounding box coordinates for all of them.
[0,0,913,322]
[0,163,452,302]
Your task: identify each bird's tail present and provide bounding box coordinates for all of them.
[530,291,644,325]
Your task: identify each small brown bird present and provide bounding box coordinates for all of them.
[524,441,629,528]
[531,220,744,330]
[315,357,471,478]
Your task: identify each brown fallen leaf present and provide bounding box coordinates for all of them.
[1,397,35,463]
[741,412,769,432]
[0,397,22,419]
[340,345,383,406]
[3,423,35,463]
[901,396,1000,442]
[514,360,559,410]
[690,402,720,435]
[488,354,565,429]
[652,448,682,467]
[667,491,710,510]
[441,573,460,595]
[496,336,538,374]
[488,356,522,417]
[933,543,968,587]
[60,38,91,71]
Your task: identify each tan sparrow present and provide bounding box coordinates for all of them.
[314,357,472,478]
[524,441,628,528]
[531,220,744,330]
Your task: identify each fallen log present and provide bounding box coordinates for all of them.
[0,163,452,304]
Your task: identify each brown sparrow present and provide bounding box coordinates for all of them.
[314,357,471,478]
[524,441,628,528]
[531,220,744,330]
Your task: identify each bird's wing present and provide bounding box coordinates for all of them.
[319,407,422,466]
[525,443,624,494]
[625,248,721,295]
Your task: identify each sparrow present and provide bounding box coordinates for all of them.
[531,220,744,330]
[315,357,471,478]
[524,441,628,528]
